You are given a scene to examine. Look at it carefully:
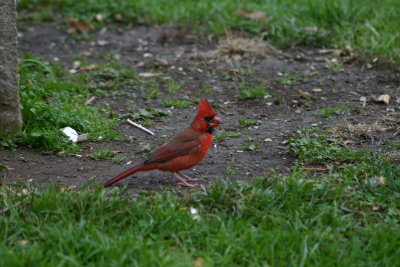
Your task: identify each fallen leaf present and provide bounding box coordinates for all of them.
[80,64,98,71]
[67,18,93,34]
[190,207,200,220]
[82,51,92,57]
[316,49,341,56]
[84,96,96,105]
[97,40,109,46]
[19,240,29,246]
[343,140,352,146]
[360,96,367,107]
[345,45,354,54]
[195,257,204,267]
[96,13,105,21]
[296,90,313,99]
[238,9,269,22]
[377,176,386,185]
[376,94,390,105]
[138,72,159,78]
[372,203,383,211]
[264,138,273,142]
[73,61,81,68]
[228,69,240,76]
[311,88,322,92]
[305,26,318,32]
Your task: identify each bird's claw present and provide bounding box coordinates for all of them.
[185,178,202,182]
[178,182,198,188]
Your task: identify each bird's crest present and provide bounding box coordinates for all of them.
[196,98,216,117]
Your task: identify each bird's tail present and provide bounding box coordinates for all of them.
[104,163,147,187]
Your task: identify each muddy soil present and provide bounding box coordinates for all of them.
[1,23,399,191]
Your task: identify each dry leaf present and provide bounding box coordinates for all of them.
[372,203,383,211]
[19,240,29,246]
[190,207,200,220]
[73,61,81,68]
[228,69,240,76]
[80,64,98,71]
[97,40,109,46]
[138,72,158,78]
[376,94,390,105]
[377,176,386,185]
[67,18,93,34]
[311,88,322,92]
[296,90,313,99]
[360,96,367,107]
[264,138,273,142]
[96,13,105,21]
[345,45,354,54]
[343,140,352,146]
[195,258,204,267]
[85,96,96,105]
[82,51,92,57]
[238,9,269,22]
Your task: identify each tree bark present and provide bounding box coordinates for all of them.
[0,0,22,139]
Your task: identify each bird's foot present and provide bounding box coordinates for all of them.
[174,172,199,188]
[177,172,203,182]
[185,178,202,182]
[178,182,198,188]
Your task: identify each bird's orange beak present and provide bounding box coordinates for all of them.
[210,116,221,127]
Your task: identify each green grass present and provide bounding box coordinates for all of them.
[242,137,260,151]
[91,148,114,160]
[163,99,191,108]
[167,80,184,94]
[283,129,366,164]
[14,58,120,153]
[276,72,301,86]
[18,0,400,64]
[1,156,400,266]
[318,105,349,118]
[238,83,268,100]
[214,131,241,140]
[238,119,260,127]
[1,129,400,265]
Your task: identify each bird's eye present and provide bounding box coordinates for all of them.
[203,116,213,122]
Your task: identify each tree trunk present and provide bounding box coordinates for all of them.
[0,0,22,139]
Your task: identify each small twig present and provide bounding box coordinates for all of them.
[127,119,154,136]
[85,96,96,105]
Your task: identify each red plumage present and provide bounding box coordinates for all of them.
[104,99,221,188]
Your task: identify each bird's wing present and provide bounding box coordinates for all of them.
[144,130,200,164]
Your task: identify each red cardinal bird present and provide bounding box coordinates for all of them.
[104,99,221,188]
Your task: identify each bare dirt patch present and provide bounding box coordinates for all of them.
[1,23,399,190]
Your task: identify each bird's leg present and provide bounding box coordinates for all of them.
[173,172,197,188]
[177,171,202,182]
